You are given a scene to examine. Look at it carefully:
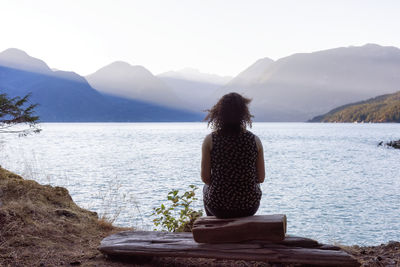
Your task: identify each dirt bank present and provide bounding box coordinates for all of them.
[0,167,131,266]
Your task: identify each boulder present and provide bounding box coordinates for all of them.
[192,214,287,243]
[387,140,400,149]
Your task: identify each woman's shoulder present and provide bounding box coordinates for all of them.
[253,134,263,151]
[202,133,213,149]
[203,133,212,142]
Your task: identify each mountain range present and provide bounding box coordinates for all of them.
[217,44,400,121]
[1,44,400,122]
[0,49,201,122]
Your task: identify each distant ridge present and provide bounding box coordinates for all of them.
[86,61,180,108]
[0,48,51,74]
[0,49,202,122]
[309,91,400,123]
[221,57,274,90]
[159,68,232,84]
[158,68,232,111]
[218,44,400,121]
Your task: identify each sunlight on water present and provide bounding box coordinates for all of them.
[1,122,399,245]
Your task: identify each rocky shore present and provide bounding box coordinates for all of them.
[0,167,398,266]
[342,242,400,267]
[378,139,400,149]
[386,139,400,149]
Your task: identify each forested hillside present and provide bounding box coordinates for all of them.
[309,91,400,122]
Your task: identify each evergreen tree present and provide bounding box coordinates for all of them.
[0,92,41,135]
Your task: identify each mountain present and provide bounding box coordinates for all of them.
[0,49,201,122]
[86,61,180,108]
[221,57,274,91]
[309,91,400,123]
[159,67,232,85]
[158,68,232,111]
[0,48,51,74]
[218,44,400,121]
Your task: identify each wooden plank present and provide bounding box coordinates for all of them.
[192,215,287,243]
[99,231,360,267]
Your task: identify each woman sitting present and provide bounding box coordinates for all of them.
[201,92,265,218]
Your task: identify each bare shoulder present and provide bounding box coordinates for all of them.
[204,133,212,143]
[202,133,212,150]
[253,134,263,151]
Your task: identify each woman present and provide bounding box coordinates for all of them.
[201,92,265,218]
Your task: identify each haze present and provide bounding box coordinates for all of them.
[1,0,400,76]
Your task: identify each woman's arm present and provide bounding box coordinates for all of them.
[255,135,265,183]
[201,134,212,185]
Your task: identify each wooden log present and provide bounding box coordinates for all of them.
[98,231,360,267]
[192,215,287,243]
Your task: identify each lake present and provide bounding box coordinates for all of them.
[0,122,399,246]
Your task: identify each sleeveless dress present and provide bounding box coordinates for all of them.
[203,130,262,218]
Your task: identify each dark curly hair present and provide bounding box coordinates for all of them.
[204,92,253,134]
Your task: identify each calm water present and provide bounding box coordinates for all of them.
[0,123,399,245]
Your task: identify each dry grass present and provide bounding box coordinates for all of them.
[0,167,135,267]
[97,217,116,231]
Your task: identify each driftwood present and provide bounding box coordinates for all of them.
[99,231,360,266]
[192,215,287,243]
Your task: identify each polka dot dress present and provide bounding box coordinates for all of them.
[204,130,262,211]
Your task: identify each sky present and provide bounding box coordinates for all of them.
[1,0,400,77]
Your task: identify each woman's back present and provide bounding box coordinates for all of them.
[204,130,262,214]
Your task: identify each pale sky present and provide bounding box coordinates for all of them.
[1,0,400,77]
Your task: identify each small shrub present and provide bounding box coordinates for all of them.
[97,217,115,231]
[152,185,203,232]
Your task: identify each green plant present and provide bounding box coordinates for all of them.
[152,185,203,232]
[0,92,41,135]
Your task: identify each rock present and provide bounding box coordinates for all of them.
[192,214,287,243]
[55,209,77,218]
[386,139,400,149]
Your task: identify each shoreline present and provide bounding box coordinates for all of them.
[0,167,398,266]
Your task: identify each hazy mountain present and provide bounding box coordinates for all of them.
[86,61,180,108]
[0,49,201,122]
[159,67,231,85]
[221,57,274,91]
[218,44,400,121]
[309,91,400,123]
[0,48,51,74]
[158,68,232,111]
